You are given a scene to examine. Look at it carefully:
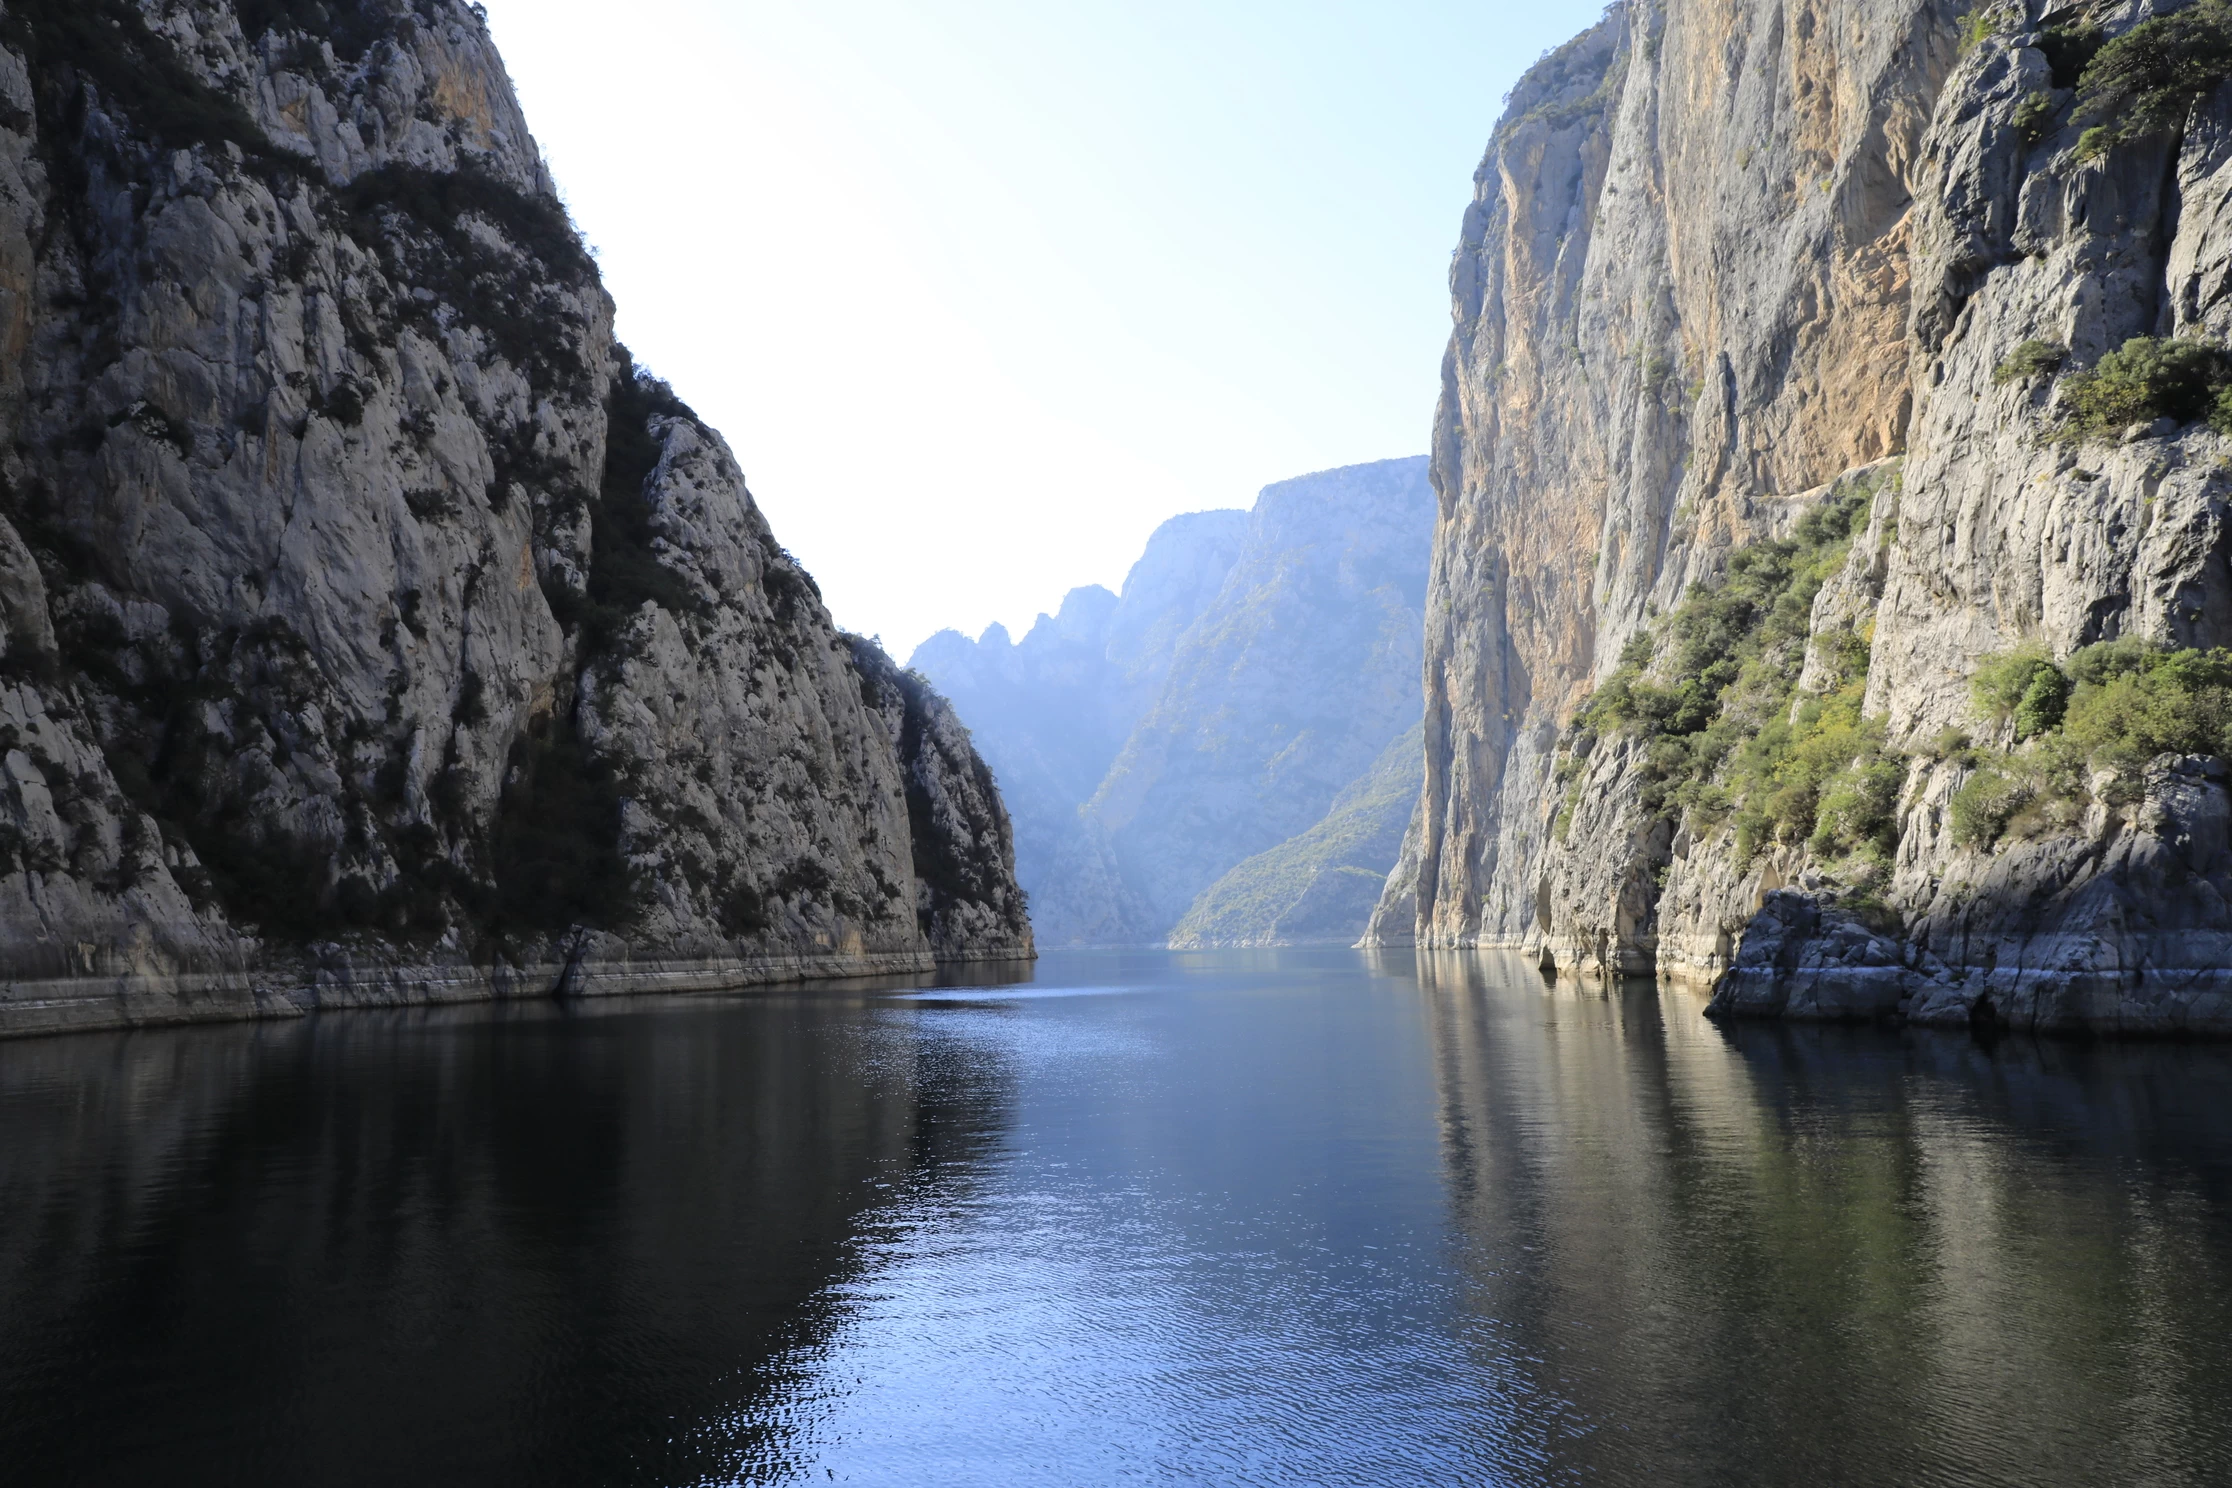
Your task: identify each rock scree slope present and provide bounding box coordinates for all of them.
[1369,0,2232,1034]
[0,0,1029,1037]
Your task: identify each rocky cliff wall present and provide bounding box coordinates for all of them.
[0,0,1028,1037]
[1168,720,1423,948]
[1374,0,2232,1033]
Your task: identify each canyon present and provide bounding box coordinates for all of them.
[913,458,1433,948]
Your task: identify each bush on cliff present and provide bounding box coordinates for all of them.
[1972,643,2068,738]
[1993,339,2066,385]
[2073,0,2232,157]
[1951,640,2232,846]
[2058,336,2232,439]
[0,0,283,166]
[2039,19,2105,89]
[1561,471,1904,877]
[235,0,408,63]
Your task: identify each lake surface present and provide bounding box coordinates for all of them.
[3,949,2231,1486]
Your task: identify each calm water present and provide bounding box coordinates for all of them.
[3,950,2231,1486]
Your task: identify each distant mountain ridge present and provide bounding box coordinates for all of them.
[1170,722,1424,949]
[913,457,1433,946]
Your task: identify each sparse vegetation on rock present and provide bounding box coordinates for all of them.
[0,0,1030,1035]
[1993,339,2066,385]
[1560,476,1900,881]
[2057,336,2232,439]
[2072,0,2232,157]
[1952,641,2232,848]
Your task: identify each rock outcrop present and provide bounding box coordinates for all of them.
[0,0,1028,1037]
[1371,0,2232,1034]
[916,457,1434,945]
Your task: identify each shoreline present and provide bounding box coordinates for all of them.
[0,948,1039,1042]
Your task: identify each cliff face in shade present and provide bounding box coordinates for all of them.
[0,0,1027,1037]
[909,508,1248,942]
[1370,0,2232,1034]
[916,458,1434,947]
[1087,458,1434,939]
[848,637,1032,961]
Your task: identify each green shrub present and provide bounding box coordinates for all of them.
[1725,683,1901,864]
[2012,90,2060,144]
[2073,0,2232,153]
[1971,642,2061,732]
[2013,664,2070,739]
[1994,338,2066,384]
[1950,761,2033,848]
[1922,727,1974,762]
[1563,472,1900,871]
[1812,751,1905,858]
[1957,7,2001,53]
[2059,336,2231,439]
[2065,636,2147,685]
[2063,645,2232,781]
[1955,641,2232,846]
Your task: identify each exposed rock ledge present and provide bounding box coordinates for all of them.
[0,950,948,1040]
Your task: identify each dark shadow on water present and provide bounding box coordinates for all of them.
[7,950,2232,1487]
[1411,950,2232,1487]
[0,987,1023,1488]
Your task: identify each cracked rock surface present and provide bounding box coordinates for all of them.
[1371,0,2232,1033]
[0,0,1029,1036]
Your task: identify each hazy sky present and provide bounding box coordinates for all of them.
[479,0,1604,653]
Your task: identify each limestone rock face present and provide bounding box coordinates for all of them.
[0,0,1027,1036]
[848,637,1033,962]
[1089,458,1435,936]
[916,458,1434,946]
[1375,0,2232,1033]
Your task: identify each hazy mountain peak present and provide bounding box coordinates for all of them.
[916,459,1433,946]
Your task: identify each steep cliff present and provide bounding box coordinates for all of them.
[1374,0,2232,1034]
[1087,458,1434,938]
[0,0,1027,1037]
[918,457,1434,946]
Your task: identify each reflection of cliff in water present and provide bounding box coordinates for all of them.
[0,991,1017,1487]
[1413,952,2232,1486]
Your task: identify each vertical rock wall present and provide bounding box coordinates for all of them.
[1377,0,2232,1032]
[0,0,1028,1036]
[917,458,1433,947]
[1373,0,1954,945]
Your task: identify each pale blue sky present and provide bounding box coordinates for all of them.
[480,0,1607,652]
